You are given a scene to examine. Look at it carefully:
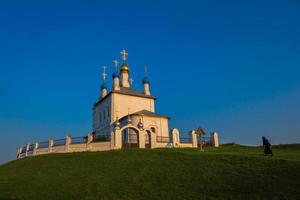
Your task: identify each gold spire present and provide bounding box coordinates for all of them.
[120,49,129,72]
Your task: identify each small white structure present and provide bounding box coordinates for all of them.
[17,50,219,159]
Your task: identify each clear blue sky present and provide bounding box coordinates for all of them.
[0,0,299,164]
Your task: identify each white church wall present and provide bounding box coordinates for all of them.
[93,95,112,135]
[112,93,155,121]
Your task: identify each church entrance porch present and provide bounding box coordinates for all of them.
[122,128,139,149]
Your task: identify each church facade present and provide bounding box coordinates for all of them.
[92,50,170,148]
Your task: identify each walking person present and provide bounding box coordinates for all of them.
[262,136,273,156]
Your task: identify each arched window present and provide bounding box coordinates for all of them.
[151,127,156,133]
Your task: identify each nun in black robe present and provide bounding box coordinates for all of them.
[262,136,273,155]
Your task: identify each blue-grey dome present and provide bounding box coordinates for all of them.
[112,71,119,78]
[143,77,150,84]
[101,82,107,90]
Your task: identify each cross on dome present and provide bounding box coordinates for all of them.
[120,49,128,62]
[113,59,119,70]
[129,78,134,86]
[101,65,107,81]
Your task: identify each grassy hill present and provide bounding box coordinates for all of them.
[0,144,299,200]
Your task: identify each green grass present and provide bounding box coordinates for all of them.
[0,144,299,200]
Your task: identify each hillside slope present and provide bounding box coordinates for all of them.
[0,144,300,200]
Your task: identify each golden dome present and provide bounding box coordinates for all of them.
[120,64,129,72]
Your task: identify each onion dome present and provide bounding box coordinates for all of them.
[120,63,129,73]
[101,82,107,90]
[143,77,150,84]
[112,71,119,78]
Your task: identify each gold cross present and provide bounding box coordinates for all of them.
[120,49,128,61]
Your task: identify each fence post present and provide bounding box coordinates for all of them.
[87,133,93,144]
[86,133,93,151]
[17,145,23,159]
[114,127,122,149]
[33,141,39,155]
[65,135,71,152]
[190,130,197,148]
[171,128,180,148]
[150,132,156,149]
[49,138,54,153]
[25,143,30,157]
[211,132,219,147]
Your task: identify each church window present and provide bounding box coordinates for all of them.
[99,112,102,122]
[103,110,106,120]
[151,127,156,133]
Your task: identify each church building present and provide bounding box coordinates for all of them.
[92,50,170,148]
[17,50,219,159]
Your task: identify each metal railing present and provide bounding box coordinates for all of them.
[197,136,211,144]
[71,136,87,144]
[39,141,49,148]
[53,138,66,146]
[21,146,27,154]
[28,144,35,151]
[157,136,170,143]
[180,137,192,144]
[93,134,111,142]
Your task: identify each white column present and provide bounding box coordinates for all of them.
[65,135,71,152]
[171,128,180,148]
[211,132,219,147]
[121,72,130,88]
[17,145,23,159]
[139,130,145,149]
[150,132,156,149]
[86,133,94,151]
[190,130,198,148]
[143,83,150,95]
[33,141,39,155]
[25,144,30,157]
[49,138,54,153]
[114,128,122,149]
[113,77,120,90]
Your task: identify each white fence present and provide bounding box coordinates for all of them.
[17,130,219,159]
